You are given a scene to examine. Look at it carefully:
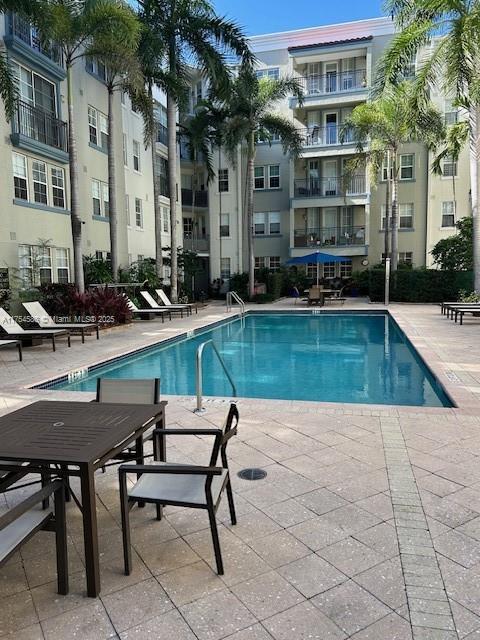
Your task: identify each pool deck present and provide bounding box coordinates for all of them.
[1,298,480,639]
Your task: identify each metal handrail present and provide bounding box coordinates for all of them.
[226,291,245,316]
[195,340,237,413]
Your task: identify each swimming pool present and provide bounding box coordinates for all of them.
[50,313,451,408]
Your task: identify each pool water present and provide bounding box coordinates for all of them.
[54,314,451,407]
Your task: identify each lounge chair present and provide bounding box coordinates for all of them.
[0,308,70,351]
[442,302,480,318]
[125,297,171,322]
[0,339,22,361]
[452,306,480,325]
[141,291,188,318]
[118,403,238,576]
[23,301,99,343]
[0,477,68,595]
[156,289,197,315]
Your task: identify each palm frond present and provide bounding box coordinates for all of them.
[259,113,303,158]
[0,51,17,122]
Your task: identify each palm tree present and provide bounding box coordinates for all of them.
[141,0,252,302]
[222,65,304,298]
[91,8,152,280]
[340,82,444,270]
[376,0,480,287]
[38,0,140,292]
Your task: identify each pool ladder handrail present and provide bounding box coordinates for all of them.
[226,291,245,317]
[194,339,237,413]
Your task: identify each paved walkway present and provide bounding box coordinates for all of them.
[1,300,480,639]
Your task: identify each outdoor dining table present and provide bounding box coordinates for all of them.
[0,399,166,597]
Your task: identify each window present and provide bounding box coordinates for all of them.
[125,194,130,225]
[32,160,47,204]
[220,257,231,279]
[137,254,144,262]
[399,251,413,266]
[51,167,65,208]
[444,99,458,125]
[88,106,108,150]
[402,55,416,79]
[340,260,352,278]
[381,204,388,230]
[254,212,265,235]
[102,183,109,218]
[254,166,265,189]
[133,140,140,171]
[269,165,280,189]
[255,257,266,271]
[254,212,280,235]
[86,58,106,81]
[56,248,69,283]
[306,263,317,279]
[381,158,393,181]
[135,198,143,228]
[123,133,128,166]
[257,128,280,143]
[158,156,169,197]
[18,244,52,287]
[162,206,169,232]
[323,261,336,278]
[443,155,457,177]
[218,168,229,192]
[269,256,280,270]
[399,203,414,229]
[400,154,414,180]
[92,179,101,216]
[442,201,455,227]
[12,62,56,115]
[220,213,230,237]
[269,211,280,234]
[255,68,280,80]
[12,153,28,200]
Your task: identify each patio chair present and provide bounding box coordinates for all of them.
[141,291,190,318]
[125,297,171,322]
[156,289,197,315]
[324,286,346,305]
[0,477,68,595]
[0,339,22,361]
[0,308,70,351]
[308,286,323,306]
[23,301,99,343]
[118,402,239,576]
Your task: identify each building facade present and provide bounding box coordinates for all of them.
[0,13,470,292]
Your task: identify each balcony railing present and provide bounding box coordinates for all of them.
[156,123,168,145]
[7,13,63,66]
[299,125,356,147]
[294,175,366,198]
[297,68,367,96]
[294,226,366,248]
[183,234,210,252]
[13,100,68,152]
[181,188,208,207]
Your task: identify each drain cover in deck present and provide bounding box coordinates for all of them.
[237,468,267,481]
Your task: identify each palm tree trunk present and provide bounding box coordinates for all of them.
[67,62,84,293]
[107,86,119,280]
[246,131,255,299]
[167,91,178,302]
[390,154,398,271]
[384,174,390,259]
[469,106,480,291]
[149,83,163,282]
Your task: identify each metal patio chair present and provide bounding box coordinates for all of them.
[0,477,68,595]
[119,402,239,575]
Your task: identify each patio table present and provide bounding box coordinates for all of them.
[0,400,166,597]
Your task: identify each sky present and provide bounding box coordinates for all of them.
[212,0,385,36]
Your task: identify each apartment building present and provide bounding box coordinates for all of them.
[0,11,174,289]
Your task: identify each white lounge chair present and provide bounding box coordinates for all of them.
[156,289,196,314]
[125,297,171,322]
[141,291,189,318]
[23,301,99,343]
[0,308,70,351]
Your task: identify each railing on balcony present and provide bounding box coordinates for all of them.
[156,123,168,145]
[13,100,68,152]
[294,226,366,248]
[183,234,210,252]
[299,125,356,147]
[297,68,367,96]
[8,13,63,66]
[294,175,366,198]
[181,188,208,207]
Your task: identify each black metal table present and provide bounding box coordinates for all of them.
[0,400,166,597]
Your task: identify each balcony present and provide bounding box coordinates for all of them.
[12,100,68,162]
[294,226,366,249]
[299,125,356,149]
[299,68,367,96]
[294,175,366,199]
[183,234,210,253]
[5,13,64,74]
[181,189,208,208]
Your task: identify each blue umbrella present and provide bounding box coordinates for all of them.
[286,251,351,285]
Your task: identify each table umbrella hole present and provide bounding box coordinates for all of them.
[237,468,267,481]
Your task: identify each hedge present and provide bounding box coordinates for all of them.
[367,269,474,303]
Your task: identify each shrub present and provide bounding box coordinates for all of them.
[229,273,249,298]
[251,293,277,304]
[83,255,113,286]
[367,268,474,303]
[459,289,480,302]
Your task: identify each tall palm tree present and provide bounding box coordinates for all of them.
[340,82,444,270]
[376,0,480,287]
[141,0,252,302]
[38,0,140,292]
[222,65,304,298]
